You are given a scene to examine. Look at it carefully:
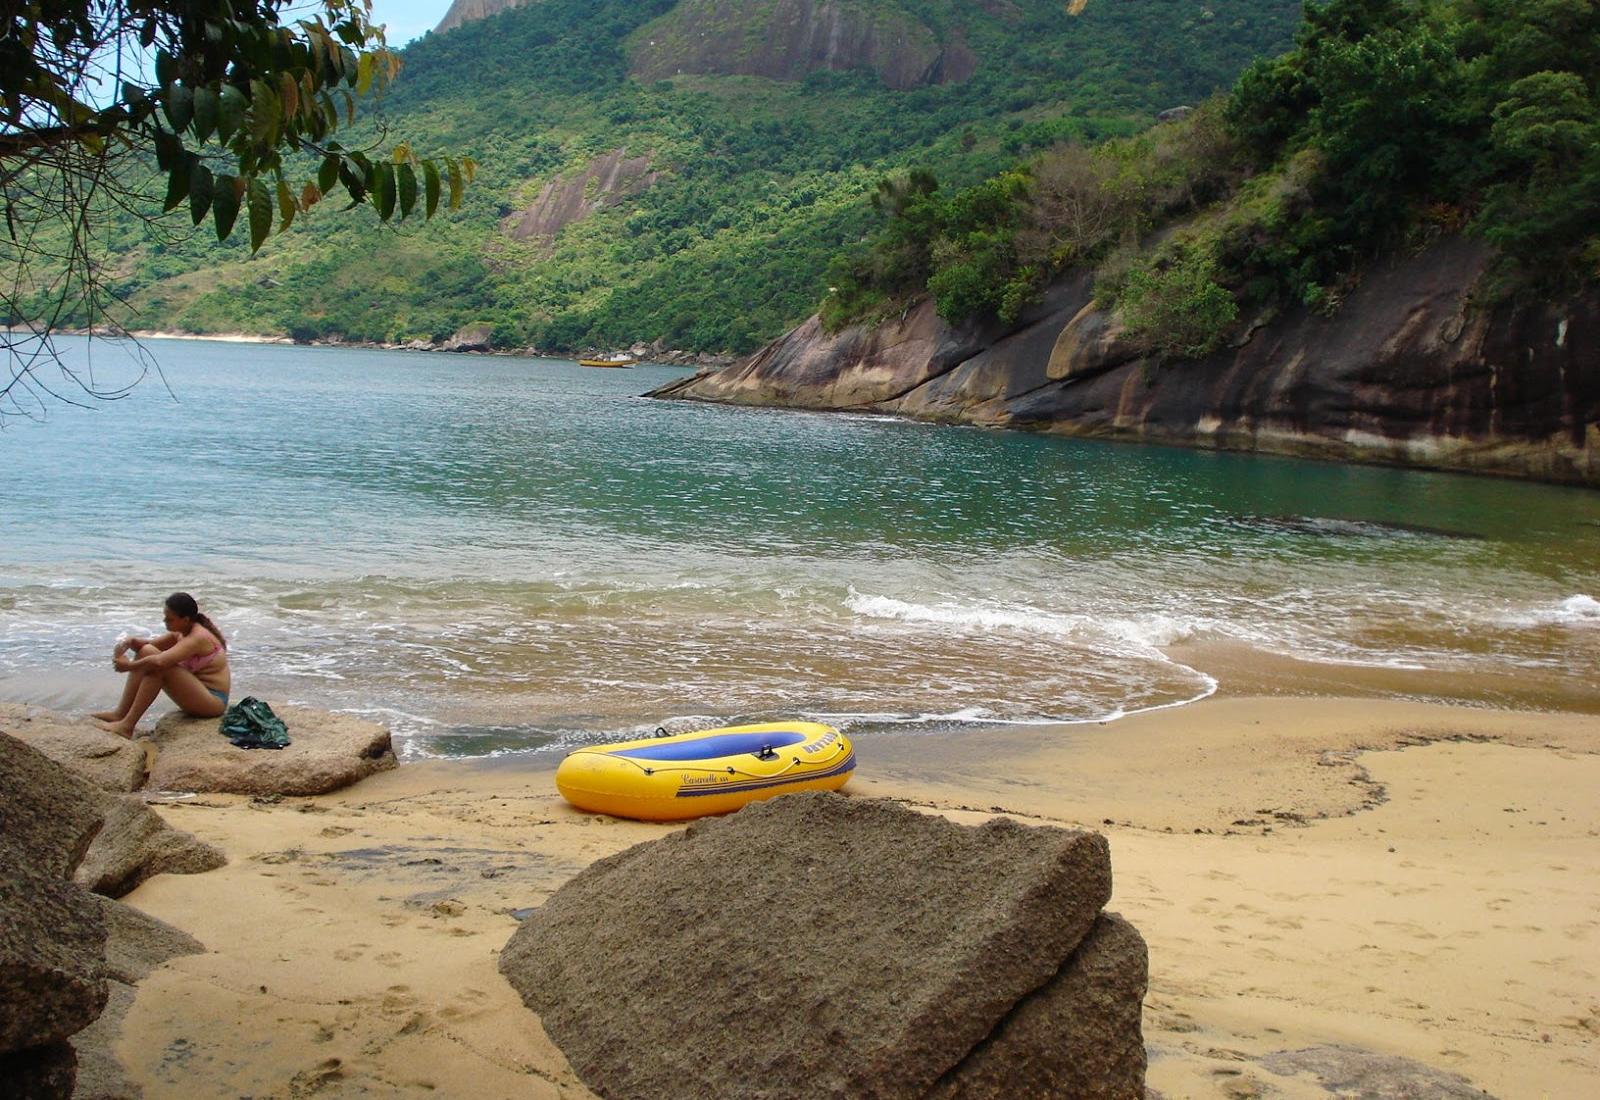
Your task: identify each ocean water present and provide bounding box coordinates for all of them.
[2,335,1597,759]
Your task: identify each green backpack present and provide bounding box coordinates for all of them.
[219,697,291,750]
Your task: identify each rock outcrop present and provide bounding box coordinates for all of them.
[652,238,1600,486]
[433,0,534,35]
[500,792,1146,1099]
[75,795,227,899]
[443,321,495,352]
[508,148,658,248]
[147,703,397,796]
[630,0,976,90]
[0,704,148,791]
[1,732,212,1099]
[2,708,228,897]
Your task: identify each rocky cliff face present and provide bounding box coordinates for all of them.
[651,238,1600,486]
[433,0,537,35]
[507,148,659,248]
[629,0,976,90]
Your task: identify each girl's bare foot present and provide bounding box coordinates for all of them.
[90,710,122,722]
[93,719,136,739]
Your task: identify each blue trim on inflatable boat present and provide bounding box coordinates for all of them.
[675,752,857,798]
[608,730,810,762]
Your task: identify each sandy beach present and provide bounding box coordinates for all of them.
[98,681,1600,1099]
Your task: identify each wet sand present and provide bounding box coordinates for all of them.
[114,691,1600,1098]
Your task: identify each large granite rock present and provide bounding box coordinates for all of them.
[147,703,396,795]
[500,792,1142,1100]
[653,236,1600,486]
[0,732,105,882]
[0,704,148,792]
[1,731,215,1099]
[925,913,1148,1100]
[76,794,227,899]
[0,1044,78,1099]
[0,855,109,1054]
[0,735,110,1096]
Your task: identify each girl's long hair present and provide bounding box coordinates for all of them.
[166,592,227,649]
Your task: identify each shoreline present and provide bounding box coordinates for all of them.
[82,328,740,368]
[107,692,1600,1098]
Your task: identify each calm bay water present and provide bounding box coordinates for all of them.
[2,336,1597,758]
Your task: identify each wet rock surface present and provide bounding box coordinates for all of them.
[500,792,1143,1099]
[1259,1045,1497,1098]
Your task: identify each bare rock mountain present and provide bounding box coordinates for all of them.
[434,0,539,36]
[629,0,977,89]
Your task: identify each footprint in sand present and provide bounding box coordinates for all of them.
[333,946,366,962]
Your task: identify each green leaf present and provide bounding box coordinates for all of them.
[189,165,214,226]
[357,52,375,96]
[423,160,441,218]
[154,50,173,89]
[218,84,246,143]
[192,86,219,143]
[153,127,182,172]
[276,178,296,232]
[317,152,341,194]
[374,162,396,221]
[397,163,418,219]
[163,155,191,213]
[250,78,280,146]
[447,159,463,210]
[247,176,273,252]
[213,175,241,241]
[164,82,194,131]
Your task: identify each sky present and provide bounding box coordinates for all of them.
[368,0,455,47]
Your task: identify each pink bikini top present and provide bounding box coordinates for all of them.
[180,642,224,672]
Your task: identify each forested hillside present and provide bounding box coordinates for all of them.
[86,0,1302,353]
[823,0,1600,353]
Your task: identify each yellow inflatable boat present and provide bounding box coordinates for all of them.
[555,721,855,821]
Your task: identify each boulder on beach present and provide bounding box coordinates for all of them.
[147,703,397,796]
[1,731,213,1100]
[0,848,109,1055]
[1,734,111,1098]
[75,794,227,899]
[0,703,149,792]
[0,731,106,881]
[500,792,1146,1100]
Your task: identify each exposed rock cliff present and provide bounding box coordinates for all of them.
[630,0,976,90]
[433,0,537,35]
[507,148,659,249]
[652,238,1600,486]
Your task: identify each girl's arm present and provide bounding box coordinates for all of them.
[120,630,180,654]
[118,632,204,672]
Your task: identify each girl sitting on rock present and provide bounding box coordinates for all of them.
[93,592,231,738]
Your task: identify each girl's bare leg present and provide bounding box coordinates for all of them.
[92,644,160,723]
[96,671,162,739]
[95,662,224,739]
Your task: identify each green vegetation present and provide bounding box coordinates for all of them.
[2,0,469,353]
[830,0,1600,359]
[46,0,1304,353]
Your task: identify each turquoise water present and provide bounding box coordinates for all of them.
[2,335,1597,758]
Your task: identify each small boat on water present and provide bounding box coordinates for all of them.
[555,721,855,821]
[577,355,635,368]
